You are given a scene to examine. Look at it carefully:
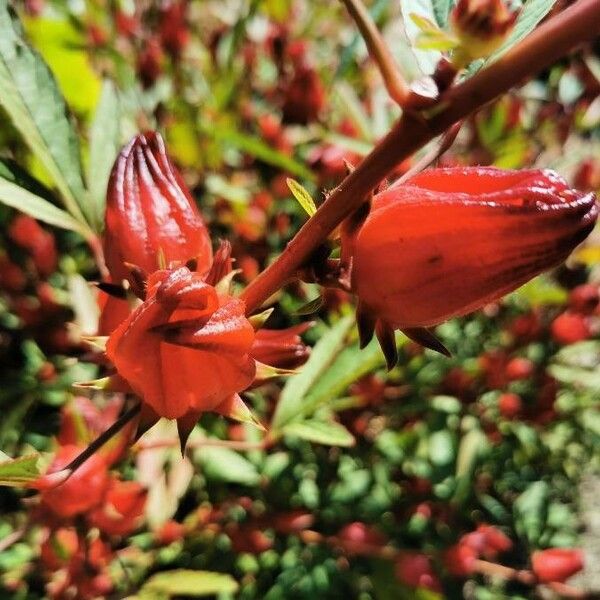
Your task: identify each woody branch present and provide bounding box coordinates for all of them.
[241,0,600,315]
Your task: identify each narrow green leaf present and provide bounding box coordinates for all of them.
[0,160,89,235]
[195,446,260,486]
[0,1,88,225]
[205,126,314,180]
[286,178,317,217]
[293,296,323,316]
[283,420,356,447]
[490,0,557,61]
[0,453,41,487]
[88,80,121,229]
[272,316,354,430]
[141,570,238,598]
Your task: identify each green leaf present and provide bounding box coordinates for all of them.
[23,17,101,118]
[0,1,88,225]
[0,453,41,487]
[490,0,557,61]
[428,430,455,466]
[293,295,323,316]
[283,419,356,447]
[432,0,454,27]
[400,0,443,75]
[205,126,315,181]
[271,316,354,430]
[88,80,121,229]
[195,446,260,486]
[0,160,89,235]
[140,570,238,598]
[286,178,317,217]
[514,481,549,545]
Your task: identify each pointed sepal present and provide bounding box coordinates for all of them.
[375,320,398,370]
[176,411,201,455]
[248,308,274,331]
[214,394,265,431]
[356,303,376,349]
[402,327,451,357]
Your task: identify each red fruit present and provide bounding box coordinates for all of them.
[508,310,542,344]
[40,528,79,570]
[90,478,146,536]
[395,553,442,592]
[8,215,57,276]
[0,256,26,292]
[155,520,186,545]
[282,65,325,124]
[443,543,478,576]
[35,445,109,519]
[499,392,522,419]
[105,267,256,443]
[272,511,315,534]
[251,323,312,370]
[229,526,273,554]
[159,1,189,59]
[343,168,597,332]
[568,284,599,314]
[337,522,386,554]
[532,548,584,583]
[137,38,164,88]
[551,311,591,345]
[505,357,534,381]
[461,525,512,559]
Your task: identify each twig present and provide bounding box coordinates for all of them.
[0,527,25,553]
[241,0,600,315]
[339,0,410,106]
[63,402,141,474]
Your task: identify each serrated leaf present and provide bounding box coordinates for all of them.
[490,0,557,61]
[0,453,41,487]
[272,316,354,430]
[195,446,260,486]
[0,1,89,225]
[400,0,443,75]
[286,178,317,217]
[0,160,88,235]
[140,570,238,598]
[283,420,356,447]
[88,80,121,229]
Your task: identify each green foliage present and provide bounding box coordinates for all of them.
[139,570,239,598]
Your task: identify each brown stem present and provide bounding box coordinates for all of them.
[473,559,536,585]
[339,0,410,106]
[241,0,600,315]
[63,402,141,473]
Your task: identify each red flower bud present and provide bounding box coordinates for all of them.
[251,322,312,369]
[551,311,591,345]
[343,167,597,363]
[451,0,519,62]
[568,283,599,314]
[498,392,523,419]
[443,543,478,576]
[106,266,256,440]
[532,548,584,583]
[90,478,146,536]
[104,131,212,284]
[34,445,109,519]
[395,553,441,592]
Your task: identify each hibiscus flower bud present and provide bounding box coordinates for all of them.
[531,548,584,583]
[103,131,212,285]
[342,167,597,367]
[34,445,109,518]
[90,478,146,536]
[451,0,519,64]
[105,266,256,446]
